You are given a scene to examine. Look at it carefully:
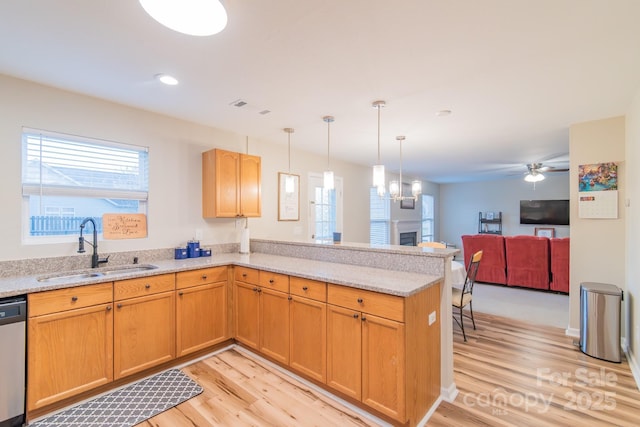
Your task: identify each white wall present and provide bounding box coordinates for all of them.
[439,174,570,251]
[625,89,640,374]
[0,74,373,262]
[569,117,626,337]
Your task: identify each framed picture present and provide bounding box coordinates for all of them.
[400,183,415,209]
[278,172,299,221]
[535,227,555,238]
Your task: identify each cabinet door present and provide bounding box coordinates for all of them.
[326,304,361,400]
[234,282,260,350]
[260,288,289,364]
[203,148,240,218]
[362,313,406,421]
[27,303,113,410]
[114,291,175,379]
[290,295,326,382]
[176,282,227,357]
[240,153,261,217]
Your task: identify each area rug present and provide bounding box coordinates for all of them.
[31,369,203,427]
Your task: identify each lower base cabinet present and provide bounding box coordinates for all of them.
[289,295,327,383]
[27,283,114,411]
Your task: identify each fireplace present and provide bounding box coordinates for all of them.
[391,220,422,246]
[399,232,417,246]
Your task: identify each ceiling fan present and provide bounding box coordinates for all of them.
[524,162,569,182]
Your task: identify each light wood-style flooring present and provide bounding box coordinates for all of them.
[139,312,640,426]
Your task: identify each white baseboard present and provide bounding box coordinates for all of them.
[626,348,640,391]
[565,327,580,338]
[441,382,459,402]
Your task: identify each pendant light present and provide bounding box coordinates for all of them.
[372,100,386,197]
[139,0,228,36]
[323,116,335,190]
[284,128,295,193]
[389,136,422,201]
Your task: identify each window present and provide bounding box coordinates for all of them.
[422,194,435,242]
[308,173,343,241]
[370,187,390,244]
[22,128,148,240]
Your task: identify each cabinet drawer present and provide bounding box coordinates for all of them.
[234,266,259,285]
[28,282,113,317]
[114,274,175,301]
[290,277,326,302]
[327,284,404,322]
[176,266,227,290]
[259,271,289,293]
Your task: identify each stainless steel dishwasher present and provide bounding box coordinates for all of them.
[0,296,26,427]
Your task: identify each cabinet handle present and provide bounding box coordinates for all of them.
[353,313,359,319]
[361,316,367,321]
[145,284,151,289]
[178,291,184,296]
[252,287,258,292]
[117,303,122,309]
[202,275,208,280]
[357,298,364,304]
[106,305,112,311]
[242,273,247,278]
[257,288,262,293]
[269,279,274,284]
[288,296,292,301]
[71,296,78,302]
[302,286,308,291]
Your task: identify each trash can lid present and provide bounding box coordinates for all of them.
[580,282,622,296]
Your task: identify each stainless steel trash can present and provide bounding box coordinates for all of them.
[579,282,622,363]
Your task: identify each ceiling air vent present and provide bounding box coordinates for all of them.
[229,99,247,108]
[259,110,271,115]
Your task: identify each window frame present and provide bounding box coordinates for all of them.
[21,128,149,244]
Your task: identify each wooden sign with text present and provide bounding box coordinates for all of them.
[102,214,148,239]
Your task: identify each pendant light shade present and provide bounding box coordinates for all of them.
[524,171,545,182]
[139,0,228,36]
[323,116,335,190]
[372,100,386,196]
[284,128,295,193]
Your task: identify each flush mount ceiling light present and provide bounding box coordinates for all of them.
[139,0,228,36]
[372,100,386,197]
[323,116,335,190]
[389,136,422,202]
[283,128,295,194]
[155,73,179,85]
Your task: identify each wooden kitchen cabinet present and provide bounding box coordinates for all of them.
[234,268,290,364]
[202,148,262,218]
[326,284,406,422]
[289,277,327,383]
[113,274,176,379]
[27,283,114,411]
[176,266,229,357]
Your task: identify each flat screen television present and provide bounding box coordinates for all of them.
[520,199,569,225]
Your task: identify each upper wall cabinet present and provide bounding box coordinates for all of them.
[202,148,262,218]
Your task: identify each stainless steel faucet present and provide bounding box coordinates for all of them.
[78,218,109,268]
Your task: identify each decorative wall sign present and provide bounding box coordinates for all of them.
[103,213,148,239]
[278,172,300,221]
[578,162,618,219]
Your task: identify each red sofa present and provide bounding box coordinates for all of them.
[504,235,550,290]
[550,237,570,293]
[461,234,507,285]
[461,234,569,293]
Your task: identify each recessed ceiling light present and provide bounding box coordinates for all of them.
[436,109,452,117]
[155,74,179,86]
[139,0,228,36]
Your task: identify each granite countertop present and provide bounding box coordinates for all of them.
[0,252,442,299]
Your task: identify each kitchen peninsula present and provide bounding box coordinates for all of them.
[0,239,458,426]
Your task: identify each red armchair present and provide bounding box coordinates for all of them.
[550,237,570,293]
[461,234,507,285]
[504,236,550,290]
